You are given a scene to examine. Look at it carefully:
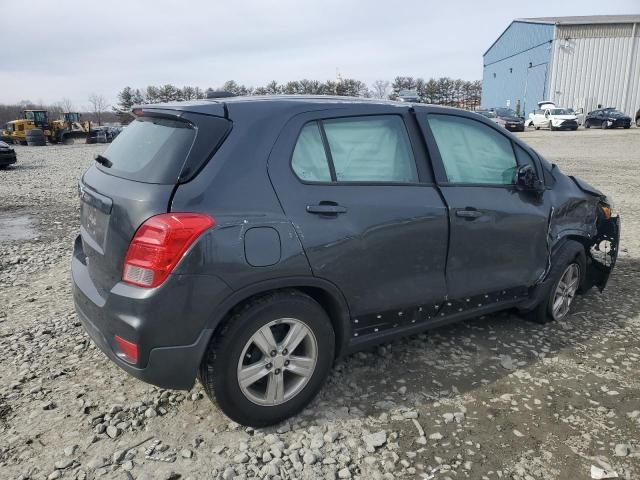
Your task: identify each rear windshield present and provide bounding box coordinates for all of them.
[98,117,196,184]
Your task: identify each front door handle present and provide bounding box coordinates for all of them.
[306,203,347,215]
[455,208,482,219]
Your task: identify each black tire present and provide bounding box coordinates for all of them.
[585,120,590,129]
[199,290,335,427]
[26,129,46,146]
[525,240,586,324]
[601,120,608,129]
[624,125,630,129]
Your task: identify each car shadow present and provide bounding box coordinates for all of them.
[305,255,640,421]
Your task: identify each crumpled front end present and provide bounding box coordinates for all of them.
[585,209,620,291]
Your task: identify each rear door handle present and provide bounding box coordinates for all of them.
[306,203,347,215]
[455,208,482,219]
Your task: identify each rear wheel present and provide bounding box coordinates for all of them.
[601,120,608,129]
[26,129,46,146]
[526,241,585,324]
[199,290,335,427]
[585,120,590,128]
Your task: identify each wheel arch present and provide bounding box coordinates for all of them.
[200,276,352,366]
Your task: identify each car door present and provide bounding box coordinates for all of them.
[416,110,550,300]
[532,109,544,127]
[268,106,449,327]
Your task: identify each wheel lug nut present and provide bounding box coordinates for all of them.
[274,368,281,375]
[270,350,277,357]
[266,363,272,369]
[284,360,290,366]
[282,349,288,355]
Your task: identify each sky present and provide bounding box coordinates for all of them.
[1,0,637,109]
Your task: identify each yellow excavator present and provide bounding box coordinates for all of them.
[1,110,91,145]
[49,112,91,144]
[1,110,52,145]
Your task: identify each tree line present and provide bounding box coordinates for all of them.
[0,77,481,127]
[115,76,481,117]
[0,96,117,127]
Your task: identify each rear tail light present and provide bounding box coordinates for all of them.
[122,213,215,288]
[114,335,139,364]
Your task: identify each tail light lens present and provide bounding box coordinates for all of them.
[114,335,139,364]
[122,213,215,288]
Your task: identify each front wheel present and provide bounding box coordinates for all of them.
[199,290,335,427]
[525,240,585,324]
[602,120,608,129]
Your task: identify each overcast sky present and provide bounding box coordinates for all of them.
[1,0,636,108]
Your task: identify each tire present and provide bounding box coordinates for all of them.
[26,129,46,146]
[601,120,608,129]
[526,240,586,324]
[585,120,590,129]
[535,126,540,130]
[636,118,640,127]
[199,290,335,427]
[572,127,578,131]
[550,125,557,131]
[624,125,630,129]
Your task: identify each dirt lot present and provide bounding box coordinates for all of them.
[1,129,639,480]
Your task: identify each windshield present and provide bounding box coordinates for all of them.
[495,108,518,117]
[605,109,625,117]
[478,111,497,118]
[550,108,570,115]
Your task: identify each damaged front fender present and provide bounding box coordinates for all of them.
[585,211,620,291]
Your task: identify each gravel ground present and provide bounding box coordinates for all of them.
[0,129,639,480]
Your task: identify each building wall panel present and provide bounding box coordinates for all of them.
[548,28,640,116]
[482,22,554,113]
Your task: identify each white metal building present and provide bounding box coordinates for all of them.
[482,15,640,118]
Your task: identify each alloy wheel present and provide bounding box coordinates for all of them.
[237,318,318,406]
[551,263,580,320]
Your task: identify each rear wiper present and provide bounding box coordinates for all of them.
[95,154,112,168]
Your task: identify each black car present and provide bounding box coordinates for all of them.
[0,140,17,168]
[635,108,640,127]
[490,107,525,132]
[585,108,632,129]
[72,96,620,427]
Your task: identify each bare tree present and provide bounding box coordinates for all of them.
[371,80,390,99]
[88,93,108,125]
[59,98,74,112]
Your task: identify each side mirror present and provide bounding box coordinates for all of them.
[516,164,543,191]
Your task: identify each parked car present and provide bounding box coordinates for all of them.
[72,96,620,427]
[488,107,525,132]
[585,108,631,129]
[528,102,578,131]
[86,128,108,144]
[0,140,17,168]
[636,108,640,127]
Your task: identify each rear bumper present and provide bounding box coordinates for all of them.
[71,235,231,390]
[0,151,17,166]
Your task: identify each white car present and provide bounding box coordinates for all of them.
[527,102,579,131]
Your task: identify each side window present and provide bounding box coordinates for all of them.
[428,115,518,185]
[291,122,332,182]
[323,115,418,183]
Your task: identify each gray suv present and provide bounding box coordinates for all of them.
[72,96,619,426]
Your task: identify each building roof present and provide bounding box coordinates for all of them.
[517,15,640,25]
